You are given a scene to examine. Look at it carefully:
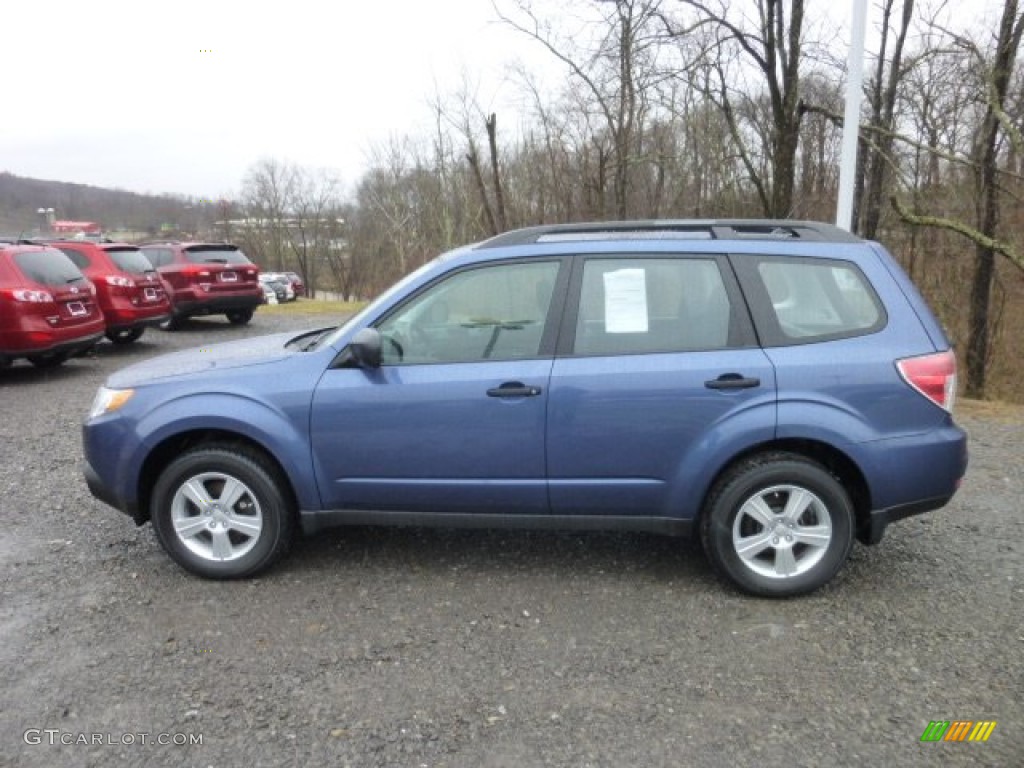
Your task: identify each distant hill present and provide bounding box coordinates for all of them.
[0,172,220,239]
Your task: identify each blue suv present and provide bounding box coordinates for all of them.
[83,221,967,596]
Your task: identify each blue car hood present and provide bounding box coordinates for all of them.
[107,332,298,387]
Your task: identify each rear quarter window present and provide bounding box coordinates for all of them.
[736,255,886,346]
[106,248,157,274]
[56,247,91,270]
[140,248,174,268]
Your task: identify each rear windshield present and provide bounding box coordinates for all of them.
[184,247,252,265]
[13,249,87,286]
[106,247,157,275]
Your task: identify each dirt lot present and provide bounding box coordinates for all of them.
[1,308,1021,768]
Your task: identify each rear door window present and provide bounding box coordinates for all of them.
[570,257,749,355]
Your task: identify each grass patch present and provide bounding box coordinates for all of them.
[259,299,366,316]
[957,397,1024,423]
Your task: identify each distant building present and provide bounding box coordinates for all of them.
[52,220,102,236]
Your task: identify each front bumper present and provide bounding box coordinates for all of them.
[84,459,143,524]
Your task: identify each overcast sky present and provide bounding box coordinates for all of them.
[1,1,989,203]
[0,0,559,200]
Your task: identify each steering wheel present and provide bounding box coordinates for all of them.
[383,333,404,361]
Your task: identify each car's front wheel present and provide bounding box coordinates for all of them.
[226,309,254,325]
[150,445,295,579]
[701,453,854,597]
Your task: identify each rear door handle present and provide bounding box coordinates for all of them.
[487,381,543,398]
[705,374,760,390]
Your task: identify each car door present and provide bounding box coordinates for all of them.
[547,254,777,519]
[310,258,566,515]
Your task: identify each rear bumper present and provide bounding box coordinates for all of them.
[172,293,261,314]
[171,294,262,317]
[105,313,171,333]
[859,493,956,545]
[857,422,968,544]
[1,330,103,360]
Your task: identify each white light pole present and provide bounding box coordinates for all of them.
[836,0,869,232]
[36,207,55,235]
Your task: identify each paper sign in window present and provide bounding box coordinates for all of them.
[603,268,648,333]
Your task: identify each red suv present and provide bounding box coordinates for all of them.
[50,240,171,344]
[0,242,105,368]
[138,242,261,328]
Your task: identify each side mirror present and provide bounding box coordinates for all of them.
[347,327,382,369]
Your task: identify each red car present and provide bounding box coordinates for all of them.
[283,271,306,298]
[50,240,171,344]
[138,242,262,329]
[0,242,105,368]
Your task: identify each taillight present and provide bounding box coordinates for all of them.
[9,289,55,303]
[897,350,957,412]
[105,275,134,288]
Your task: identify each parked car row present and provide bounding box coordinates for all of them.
[258,273,295,304]
[1,236,305,369]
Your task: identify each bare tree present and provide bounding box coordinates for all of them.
[671,0,810,217]
[892,0,1024,397]
[496,0,666,218]
[239,158,300,271]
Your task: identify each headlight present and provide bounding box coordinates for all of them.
[87,387,135,420]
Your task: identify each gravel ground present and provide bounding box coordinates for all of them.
[1,308,1021,768]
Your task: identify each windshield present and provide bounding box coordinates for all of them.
[184,247,253,265]
[14,249,87,286]
[107,247,157,275]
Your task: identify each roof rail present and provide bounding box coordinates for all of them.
[476,219,862,248]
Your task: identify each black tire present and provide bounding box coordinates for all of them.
[150,444,295,579]
[106,327,145,344]
[159,314,182,331]
[27,351,70,368]
[226,309,254,325]
[700,452,854,597]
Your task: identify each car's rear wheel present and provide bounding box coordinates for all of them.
[106,327,145,344]
[226,309,254,325]
[150,445,295,579]
[27,351,70,368]
[159,315,182,331]
[701,452,854,597]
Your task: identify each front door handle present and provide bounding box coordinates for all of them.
[705,373,761,390]
[487,381,543,398]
